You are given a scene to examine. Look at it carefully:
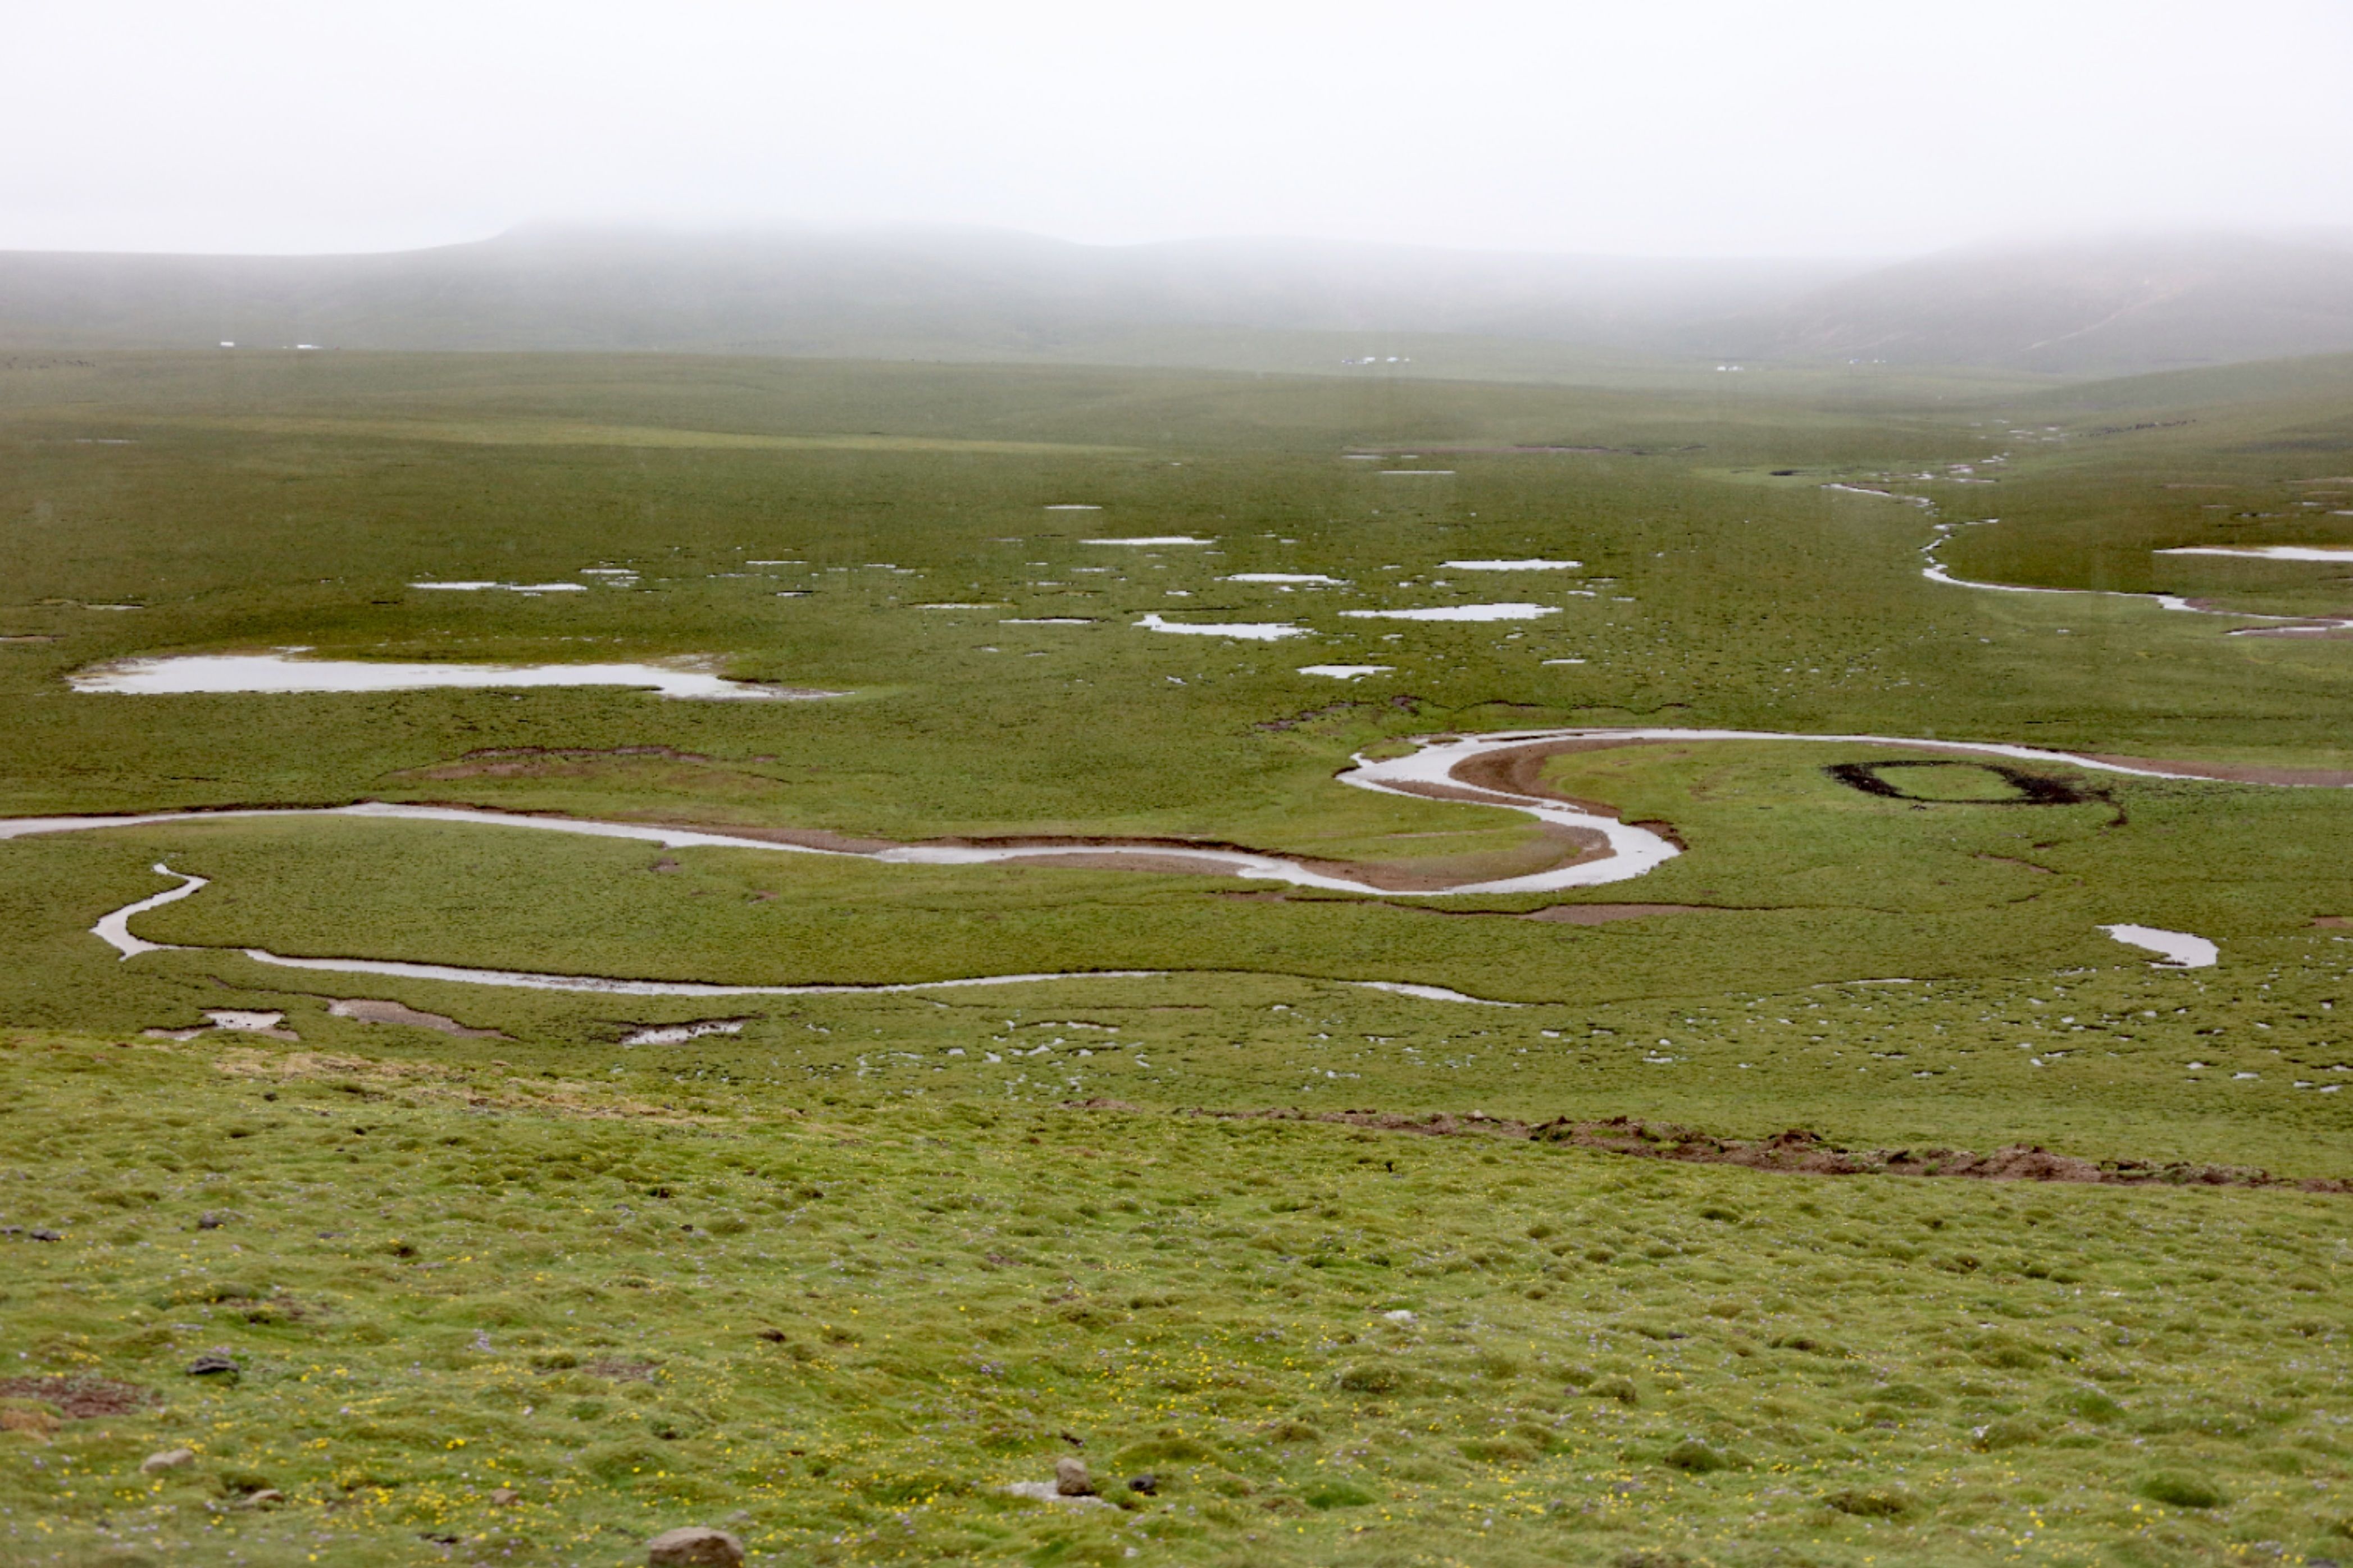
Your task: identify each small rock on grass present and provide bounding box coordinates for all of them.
[646,1525,744,1567]
[140,1448,195,1474]
[488,1487,519,1506]
[1002,1481,1116,1508]
[1055,1456,1097,1497]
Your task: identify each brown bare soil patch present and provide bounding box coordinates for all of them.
[2313,916,2353,929]
[1446,739,1646,812]
[0,1375,157,1419]
[1105,1106,2348,1192]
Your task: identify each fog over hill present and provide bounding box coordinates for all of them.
[1737,231,2353,376]
[4,225,2349,378]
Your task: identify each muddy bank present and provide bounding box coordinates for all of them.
[1130,1106,2350,1192]
[1380,900,1720,925]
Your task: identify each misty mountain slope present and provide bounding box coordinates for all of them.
[1741,232,2353,375]
[4,226,2350,379]
[0,225,1850,361]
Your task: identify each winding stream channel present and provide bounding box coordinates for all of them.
[3,727,2288,996]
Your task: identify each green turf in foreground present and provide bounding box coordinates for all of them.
[9,350,2353,1565]
[2,1030,2349,1568]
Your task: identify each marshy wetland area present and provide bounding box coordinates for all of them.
[8,348,2353,1568]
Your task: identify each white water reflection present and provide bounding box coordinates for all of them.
[2157,546,2353,562]
[1341,604,1557,622]
[411,581,589,593]
[1441,560,1581,571]
[2100,924,2219,968]
[93,863,207,958]
[70,654,830,701]
[1134,614,1307,640]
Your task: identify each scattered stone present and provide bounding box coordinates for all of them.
[142,1448,197,1474]
[1002,1481,1116,1509]
[185,1355,239,1378]
[28,1229,61,1242]
[645,1525,745,1567]
[1055,1456,1098,1497]
[243,1488,284,1508]
[195,1212,228,1230]
[1128,1473,1158,1494]
[488,1487,520,1506]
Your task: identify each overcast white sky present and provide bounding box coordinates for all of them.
[6,0,2351,259]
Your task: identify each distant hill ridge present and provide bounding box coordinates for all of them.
[3,225,2349,377]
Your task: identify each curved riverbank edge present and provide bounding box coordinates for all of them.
[1919,517,2353,633]
[93,876,1524,1004]
[9,727,2343,919]
[21,724,2299,997]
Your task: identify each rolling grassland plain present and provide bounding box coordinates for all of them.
[3,349,2353,1568]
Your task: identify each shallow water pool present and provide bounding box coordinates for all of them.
[70,653,826,701]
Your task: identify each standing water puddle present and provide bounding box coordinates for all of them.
[1342,604,1558,622]
[69,654,833,701]
[1440,560,1581,571]
[1134,614,1307,640]
[2100,924,2219,968]
[2156,546,2353,562]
